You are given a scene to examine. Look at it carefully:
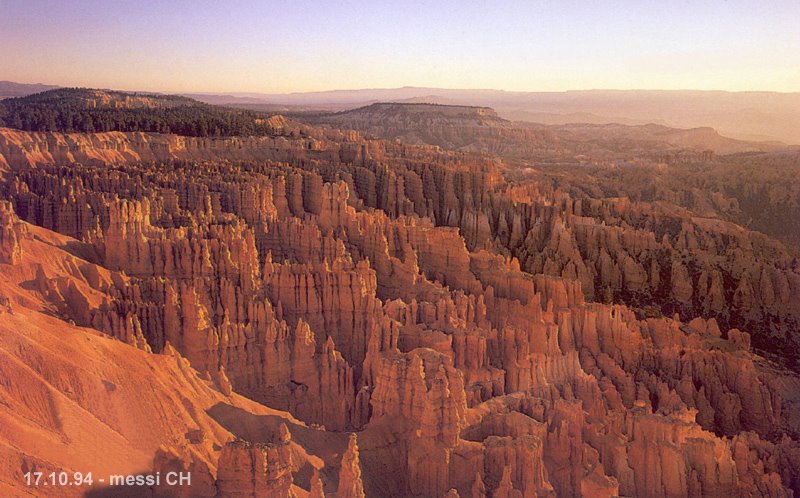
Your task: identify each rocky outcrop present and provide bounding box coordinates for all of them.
[1,122,799,498]
[215,437,295,498]
[0,224,335,498]
[337,434,366,498]
[0,201,24,264]
[307,103,552,156]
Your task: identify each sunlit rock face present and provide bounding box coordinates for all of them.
[1,114,799,498]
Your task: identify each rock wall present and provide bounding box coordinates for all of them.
[1,126,799,497]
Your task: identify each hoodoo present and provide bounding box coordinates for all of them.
[0,86,798,497]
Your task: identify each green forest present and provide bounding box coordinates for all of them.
[0,88,276,137]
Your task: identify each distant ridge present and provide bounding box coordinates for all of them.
[337,102,500,119]
[301,100,786,156]
[4,82,798,143]
[196,87,800,145]
[0,81,59,98]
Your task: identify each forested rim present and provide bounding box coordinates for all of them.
[0,88,278,137]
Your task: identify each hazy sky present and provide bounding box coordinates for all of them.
[1,0,798,94]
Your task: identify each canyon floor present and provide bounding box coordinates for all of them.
[0,92,799,497]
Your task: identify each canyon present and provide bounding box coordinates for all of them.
[0,97,799,497]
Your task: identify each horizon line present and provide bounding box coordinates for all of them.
[4,80,799,97]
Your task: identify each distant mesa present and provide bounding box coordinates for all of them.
[4,81,799,143]
[187,85,800,145]
[301,100,784,156]
[0,80,59,99]
[348,102,500,119]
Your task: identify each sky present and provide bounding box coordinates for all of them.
[1,0,798,94]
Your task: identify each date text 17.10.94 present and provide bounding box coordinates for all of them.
[24,471,192,487]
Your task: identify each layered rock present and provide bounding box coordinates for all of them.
[337,434,366,498]
[1,121,799,498]
[0,200,24,264]
[215,438,295,498]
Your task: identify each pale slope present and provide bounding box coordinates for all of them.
[0,222,310,497]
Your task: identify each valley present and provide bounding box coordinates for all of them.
[0,90,799,496]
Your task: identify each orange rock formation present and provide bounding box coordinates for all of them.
[0,122,798,497]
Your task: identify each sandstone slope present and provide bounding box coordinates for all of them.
[0,122,798,497]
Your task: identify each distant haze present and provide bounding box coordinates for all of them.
[1,0,798,93]
[193,88,800,145]
[3,81,798,145]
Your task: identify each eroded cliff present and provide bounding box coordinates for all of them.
[1,124,799,497]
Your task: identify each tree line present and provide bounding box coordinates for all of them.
[0,88,276,137]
